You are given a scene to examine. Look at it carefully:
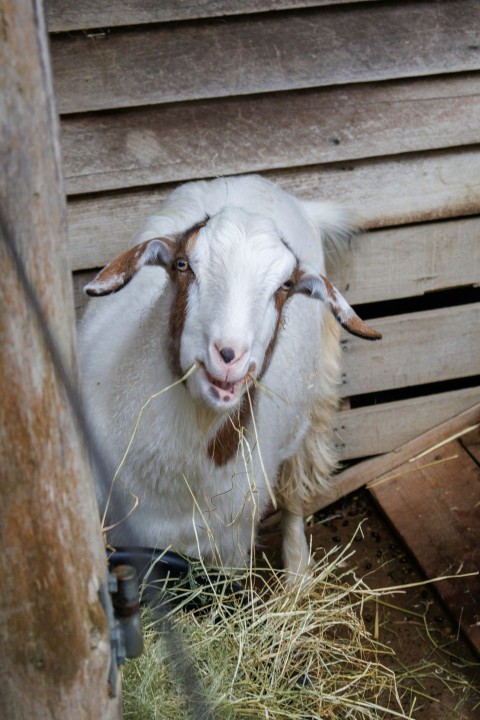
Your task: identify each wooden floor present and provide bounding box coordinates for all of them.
[369,418,480,658]
[297,403,480,659]
[260,405,480,716]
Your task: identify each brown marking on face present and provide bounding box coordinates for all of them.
[207,266,300,466]
[262,264,300,374]
[208,387,257,466]
[166,221,206,376]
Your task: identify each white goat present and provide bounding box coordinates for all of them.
[79,175,380,581]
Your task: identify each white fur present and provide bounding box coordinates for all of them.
[78,175,352,579]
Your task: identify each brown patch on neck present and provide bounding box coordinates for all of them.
[208,387,256,466]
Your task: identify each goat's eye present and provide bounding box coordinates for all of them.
[280,279,294,292]
[175,258,189,272]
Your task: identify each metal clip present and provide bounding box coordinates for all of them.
[111,564,144,659]
[99,564,144,697]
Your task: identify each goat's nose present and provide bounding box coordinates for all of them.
[211,341,250,371]
[218,346,236,364]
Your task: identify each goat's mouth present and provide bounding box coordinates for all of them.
[198,363,256,406]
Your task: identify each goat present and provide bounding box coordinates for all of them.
[79,175,380,581]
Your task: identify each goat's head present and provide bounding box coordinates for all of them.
[85,207,380,412]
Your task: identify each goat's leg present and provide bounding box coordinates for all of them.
[281,499,311,584]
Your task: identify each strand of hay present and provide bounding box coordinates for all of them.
[122,548,414,720]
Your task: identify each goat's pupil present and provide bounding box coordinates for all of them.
[176,258,188,271]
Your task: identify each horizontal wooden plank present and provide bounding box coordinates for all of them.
[335,216,480,304]
[370,439,480,656]
[278,149,480,228]
[341,303,480,397]
[61,75,480,195]
[334,387,480,460]
[71,214,480,314]
[303,403,480,514]
[46,0,379,32]
[50,1,480,114]
[66,148,480,272]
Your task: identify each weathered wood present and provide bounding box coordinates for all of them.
[334,387,480,460]
[0,1,120,717]
[50,0,480,114]
[461,424,480,463]
[370,440,480,656]
[275,149,480,229]
[46,0,380,32]
[60,74,480,194]
[303,404,480,514]
[66,148,480,272]
[334,216,480,304]
[71,214,480,316]
[341,303,480,397]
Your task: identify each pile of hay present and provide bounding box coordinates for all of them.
[122,546,414,719]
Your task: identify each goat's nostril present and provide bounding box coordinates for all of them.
[219,346,236,364]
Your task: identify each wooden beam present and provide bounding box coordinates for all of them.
[0,1,120,716]
[46,0,381,32]
[303,404,480,514]
[66,148,480,273]
[50,0,480,114]
[334,216,480,304]
[370,437,480,656]
[341,303,480,396]
[60,75,480,194]
[334,387,480,460]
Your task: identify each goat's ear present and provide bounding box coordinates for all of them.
[294,273,382,340]
[84,238,174,296]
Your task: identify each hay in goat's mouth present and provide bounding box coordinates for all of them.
[122,548,413,720]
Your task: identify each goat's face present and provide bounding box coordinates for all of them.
[174,209,298,411]
[86,207,381,413]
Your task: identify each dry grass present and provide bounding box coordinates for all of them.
[114,376,479,719]
[122,545,417,720]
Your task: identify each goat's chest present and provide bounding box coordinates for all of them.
[119,401,273,562]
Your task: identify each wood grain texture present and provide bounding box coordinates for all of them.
[0,0,120,715]
[370,440,480,656]
[303,404,480,513]
[66,148,480,272]
[334,216,480,304]
[461,424,480,463]
[50,0,480,114]
[334,387,480,460]
[340,303,480,397]
[61,74,480,194]
[46,0,380,31]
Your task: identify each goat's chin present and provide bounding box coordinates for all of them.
[188,364,252,413]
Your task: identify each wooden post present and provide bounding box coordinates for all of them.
[0,1,121,717]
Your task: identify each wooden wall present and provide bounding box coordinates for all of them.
[46,0,480,463]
